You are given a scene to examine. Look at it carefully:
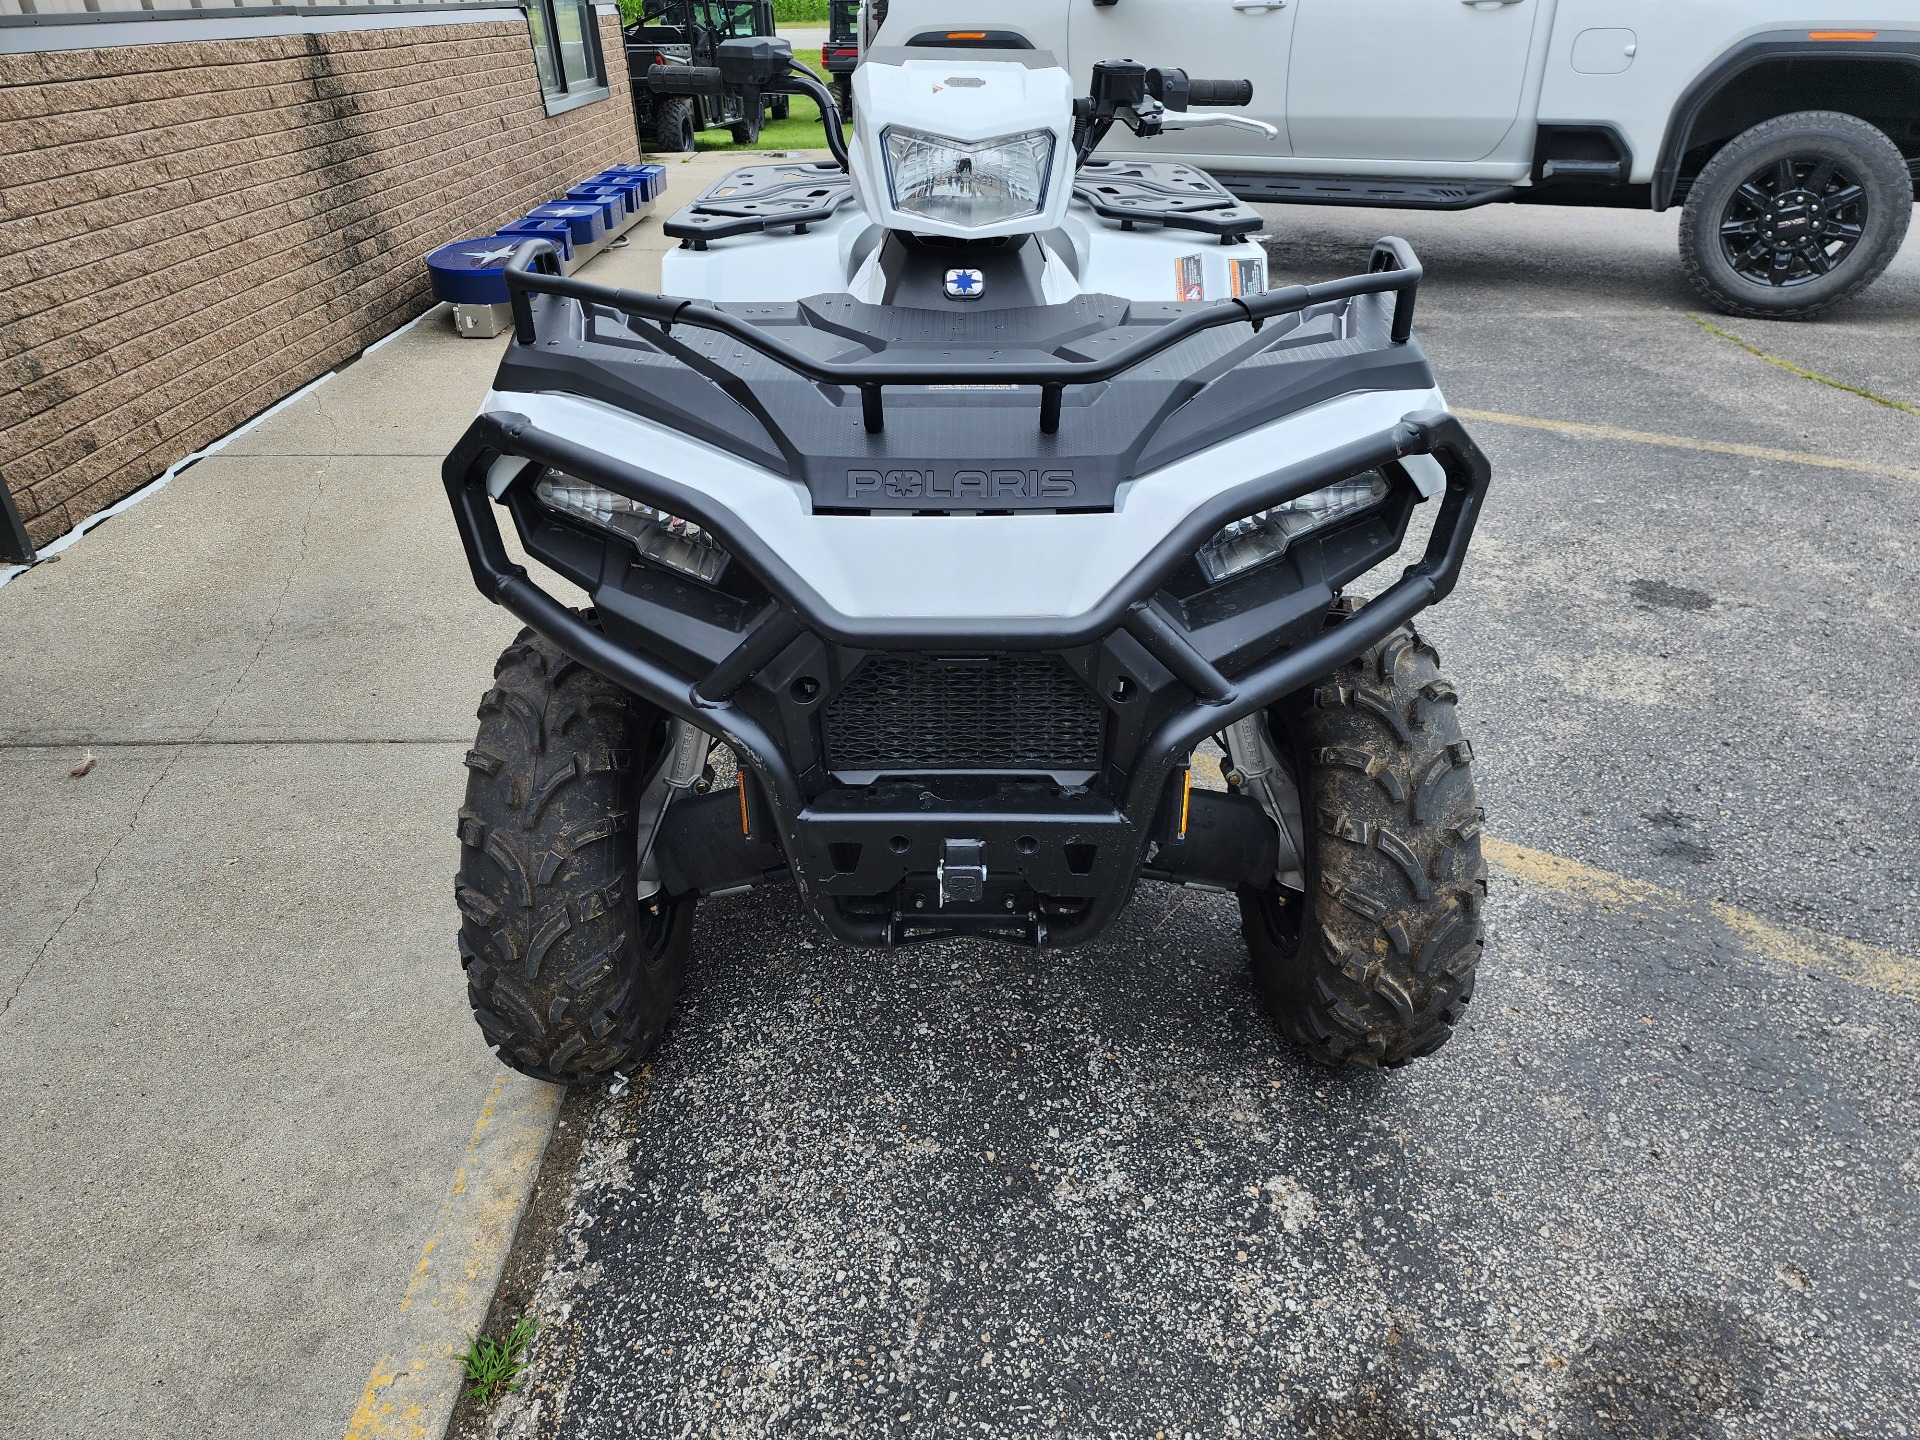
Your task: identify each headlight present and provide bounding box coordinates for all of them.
[882,126,1055,229]
[1196,472,1390,583]
[534,472,730,585]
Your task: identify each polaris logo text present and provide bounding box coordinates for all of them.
[846,469,1077,501]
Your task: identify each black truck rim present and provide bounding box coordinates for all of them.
[1719,155,1869,287]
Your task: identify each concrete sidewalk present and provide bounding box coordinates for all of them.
[0,150,745,1440]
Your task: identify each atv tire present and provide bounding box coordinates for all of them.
[728,104,762,146]
[832,77,854,124]
[653,95,697,153]
[769,94,790,121]
[1240,602,1486,1068]
[456,628,693,1084]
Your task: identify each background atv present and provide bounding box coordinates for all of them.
[625,0,786,151]
[822,0,859,121]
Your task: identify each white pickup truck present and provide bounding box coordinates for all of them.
[865,1,1920,318]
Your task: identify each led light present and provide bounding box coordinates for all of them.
[535,472,730,585]
[1196,472,1391,583]
[882,126,1055,229]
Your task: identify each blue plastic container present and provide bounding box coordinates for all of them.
[564,186,628,229]
[494,217,576,263]
[424,236,527,305]
[527,200,609,247]
[568,183,634,220]
[592,163,667,202]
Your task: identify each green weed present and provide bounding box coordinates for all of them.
[461,1315,539,1405]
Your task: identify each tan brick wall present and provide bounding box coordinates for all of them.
[0,12,638,546]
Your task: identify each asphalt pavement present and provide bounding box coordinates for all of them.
[456,197,1920,1440]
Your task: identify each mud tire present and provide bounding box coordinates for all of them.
[1240,601,1487,1068]
[652,95,697,153]
[456,628,692,1084]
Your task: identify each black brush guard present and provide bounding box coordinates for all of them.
[444,246,1492,947]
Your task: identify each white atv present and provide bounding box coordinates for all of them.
[443,38,1493,1081]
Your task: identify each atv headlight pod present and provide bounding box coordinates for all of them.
[1196,472,1391,583]
[882,126,1055,230]
[534,471,729,585]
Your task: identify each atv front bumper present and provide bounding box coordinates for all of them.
[444,407,1490,946]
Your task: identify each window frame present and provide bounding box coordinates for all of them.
[528,0,612,117]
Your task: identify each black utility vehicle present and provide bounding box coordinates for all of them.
[625,0,786,150]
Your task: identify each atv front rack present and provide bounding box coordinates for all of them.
[444,405,1491,946]
[499,236,1422,435]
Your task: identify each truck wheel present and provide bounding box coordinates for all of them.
[1238,604,1486,1069]
[1679,110,1912,320]
[456,628,692,1084]
[652,95,697,153]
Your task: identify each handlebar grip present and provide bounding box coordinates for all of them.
[1187,78,1253,107]
[647,63,725,96]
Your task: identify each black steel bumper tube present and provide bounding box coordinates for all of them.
[443,407,1491,946]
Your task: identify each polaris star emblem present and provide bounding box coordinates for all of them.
[944,268,985,300]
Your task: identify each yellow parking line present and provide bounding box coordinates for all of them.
[1486,837,1920,1001]
[1453,406,1920,484]
[343,1072,562,1440]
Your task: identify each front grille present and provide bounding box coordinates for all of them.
[824,654,1105,772]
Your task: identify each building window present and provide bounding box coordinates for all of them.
[529,0,610,116]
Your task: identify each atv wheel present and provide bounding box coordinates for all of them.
[1239,602,1486,1068]
[653,95,697,153]
[1679,111,1911,320]
[729,105,762,146]
[769,94,790,121]
[832,77,854,123]
[456,627,692,1084]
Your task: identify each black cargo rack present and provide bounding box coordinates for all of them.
[501,235,1423,435]
[664,162,855,245]
[1072,161,1264,242]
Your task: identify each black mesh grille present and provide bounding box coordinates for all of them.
[824,655,1105,772]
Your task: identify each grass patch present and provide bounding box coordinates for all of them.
[687,91,849,153]
[461,1315,538,1405]
[1687,313,1920,417]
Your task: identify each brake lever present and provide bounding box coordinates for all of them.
[1158,111,1280,138]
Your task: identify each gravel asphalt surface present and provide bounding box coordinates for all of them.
[459,202,1920,1440]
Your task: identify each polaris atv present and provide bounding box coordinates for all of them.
[444,38,1493,1082]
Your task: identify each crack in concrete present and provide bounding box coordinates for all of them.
[3,475,326,1030]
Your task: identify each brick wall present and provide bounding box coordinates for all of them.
[0,11,637,548]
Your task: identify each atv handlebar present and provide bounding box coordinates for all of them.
[500,235,1423,435]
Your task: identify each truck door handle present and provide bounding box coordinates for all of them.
[1231,0,1286,10]
[1461,0,1526,6]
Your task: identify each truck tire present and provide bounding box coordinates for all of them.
[652,95,697,153]
[456,627,692,1084]
[1679,110,1912,321]
[1239,603,1486,1069]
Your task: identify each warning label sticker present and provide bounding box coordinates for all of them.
[1175,253,1205,302]
[1230,255,1267,298]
